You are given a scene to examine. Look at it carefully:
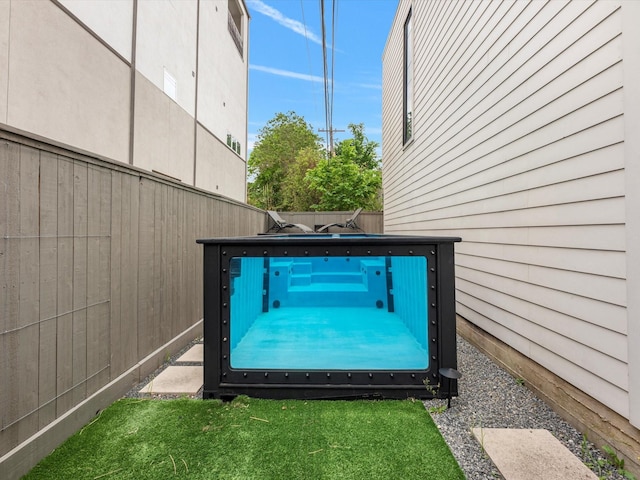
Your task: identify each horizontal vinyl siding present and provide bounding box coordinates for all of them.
[383,0,628,417]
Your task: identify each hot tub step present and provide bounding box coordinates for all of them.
[273,289,386,309]
[289,272,365,287]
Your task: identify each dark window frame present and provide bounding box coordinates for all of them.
[228,0,244,57]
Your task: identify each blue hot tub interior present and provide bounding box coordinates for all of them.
[229,255,429,371]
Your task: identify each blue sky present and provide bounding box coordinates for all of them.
[245,0,399,155]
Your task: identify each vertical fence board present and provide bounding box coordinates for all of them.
[205,197,214,237]
[212,196,222,237]
[38,320,57,428]
[120,174,139,369]
[0,333,18,455]
[164,186,173,339]
[119,174,133,370]
[1,141,20,333]
[217,200,228,236]
[38,151,58,428]
[162,186,172,341]
[109,172,123,377]
[195,195,204,321]
[197,197,203,318]
[187,192,195,329]
[152,183,162,344]
[137,179,155,357]
[16,324,40,445]
[17,145,40,444]
[97,169,111,386]
[56,157,74,416]
[186,193,196,330]
[0,141,20,454]
[157,184,169,343]
[174,187,181,331]
[192,196,199,329]
[175,190,184,337]
[175,189,185,338]
[86,166,101,396]
[169,187,180,339]
[72,161,88,405]
[228,203,237,234]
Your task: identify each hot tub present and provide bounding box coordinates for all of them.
[197,234,461,400]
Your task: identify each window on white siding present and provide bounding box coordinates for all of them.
[228,0,244,57]
[403,10,413,145]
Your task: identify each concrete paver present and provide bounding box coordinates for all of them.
[177,344,203,363]
[139,366,203,395]
[471,428,597,480]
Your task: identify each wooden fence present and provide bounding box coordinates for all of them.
[0,127,385,478]
[0,129,265,477]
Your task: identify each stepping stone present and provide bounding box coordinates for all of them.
[177,344,203,363]
[471,428,597,480]
[139,366,203,395]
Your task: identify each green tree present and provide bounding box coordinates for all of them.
[248,112,323,210]
[305,124,382,211]
[334,123,379,170]
[306,156,382,211]
[281,147,323,211]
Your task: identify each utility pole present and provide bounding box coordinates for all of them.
[318,127,345,156]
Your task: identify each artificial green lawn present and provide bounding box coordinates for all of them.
[25,397,465,480]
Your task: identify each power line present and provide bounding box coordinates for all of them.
[318,128,345,155]
[300,0,320,122]
[330,0,336,146]
[320,0,330,151]
[320,0,339,156]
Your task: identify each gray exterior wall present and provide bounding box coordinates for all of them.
[1,1,252,476]
[0,0,248,201]
[382,0,639,464]
[0,130,265,478]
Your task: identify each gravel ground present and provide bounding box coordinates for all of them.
[125,335,629,480]
[424,336,628,480]
[124,337,205,400]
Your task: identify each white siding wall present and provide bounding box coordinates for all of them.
[383,0,636,422]
[622,0,640,428]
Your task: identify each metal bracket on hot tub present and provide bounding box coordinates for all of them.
[439,367,462,409]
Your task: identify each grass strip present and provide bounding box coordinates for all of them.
[25,396,464,480]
